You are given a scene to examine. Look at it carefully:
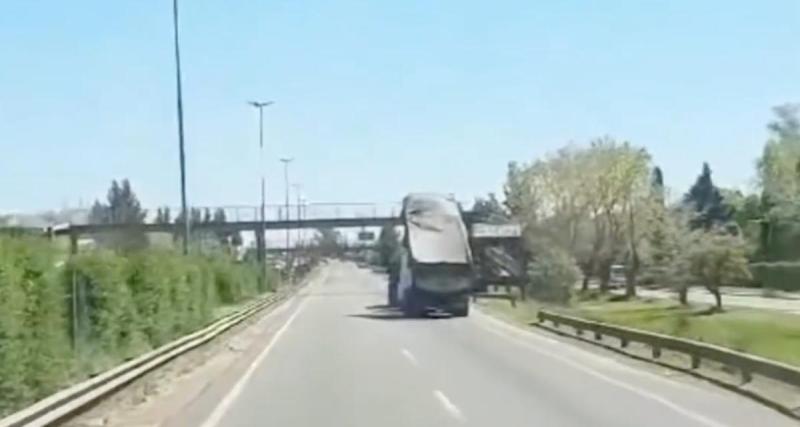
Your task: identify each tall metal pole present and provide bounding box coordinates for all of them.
[279,158,293,269]
[292,183,302,245]
[248,101,273,289]
[173,0,190,255]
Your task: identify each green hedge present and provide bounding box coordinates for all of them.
[0,237,71,412]
[750,262,800,291]
[0,237,274,416]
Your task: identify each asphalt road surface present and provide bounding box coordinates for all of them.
[196,262,796,427]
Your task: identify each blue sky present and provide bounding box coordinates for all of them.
[1,1,799,212]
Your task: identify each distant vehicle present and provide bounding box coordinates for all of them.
[388,193,474,317]
[609,264,626,288]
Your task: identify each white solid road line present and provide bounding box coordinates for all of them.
[473,310,728,427]
[401,348,419,366]
[200,293,309,427]
[433,390,466,422]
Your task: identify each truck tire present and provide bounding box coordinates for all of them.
[450,297,470,317]
[402,289,423,318]
[387,280,398,306]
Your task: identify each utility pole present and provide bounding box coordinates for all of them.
[172,0,190,255]
[248,101,274,290]
[279,158,293,272]
[292,183,302,245]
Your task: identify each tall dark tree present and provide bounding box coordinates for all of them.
[173,207,204,244]
[648,166,669,266]
[155,207,172,224]
[312,227,345,257]
[211,207,241,247]
[651,166,665,206]
[472,193,508,224]
[88,179,148,251]
[683,163,731,230]
[376,223,400,267]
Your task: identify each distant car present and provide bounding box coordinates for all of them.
[609,264,626,288]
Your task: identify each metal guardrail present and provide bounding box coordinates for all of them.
[0,288,298,427]
[537,310,800,387]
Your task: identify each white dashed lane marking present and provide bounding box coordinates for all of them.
[433,390,466,422]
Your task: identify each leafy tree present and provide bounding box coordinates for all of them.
[651,166,665,206]
[683,163,731,230]
[502,138,654,296]
[209,208,242,249]
[647,167,669,265]
[720,189,763,235]
[173,207,204,245]
[88,179,148,251]
[503,161,539,225]
[527,248,581,304]
[472,193,508,224]
[685,232,752,310]
[155,207,172,224]
[376,223,400,267]
[311,227,345,257]
[757,103,800,204]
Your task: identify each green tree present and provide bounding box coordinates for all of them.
[472,193,508,224]
[527,248,581,304]
[502,138,654,296]
[173,207,204,245]
[88,179,148,251]
[686,232,752,310]
[376,223,400,267]
[155,207,172,224]
[757,103,800,204]
[311,227,345,257]
[683,163,731,230]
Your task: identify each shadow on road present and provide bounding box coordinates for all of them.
[347,304,454,321]
[347,313,410,321]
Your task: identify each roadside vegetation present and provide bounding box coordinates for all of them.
[495,103,800,309]
[476,103,800,366]
[0,180,277,417]
[480,296,800,368]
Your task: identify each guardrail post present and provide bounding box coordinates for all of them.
[691,355,701,369]
[651,346,662,359]
[740,369,752,384]
[69,231,79,255]
[575,328,583,337]
[620,337,629,348]
[593,331,602,340]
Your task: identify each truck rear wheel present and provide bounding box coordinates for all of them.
[387,280,398,306]
[450,297,470,317]
[402,290,424,318]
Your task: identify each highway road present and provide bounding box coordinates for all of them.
[188,262,796,427]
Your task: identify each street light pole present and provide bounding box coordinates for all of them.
[172,0,190,255]
[279,157,293,270]
[292,183,302,244]
[248,101,274,290]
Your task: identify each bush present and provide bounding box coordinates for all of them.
[527,249,580,304]
[0,236,270,417]
[0,237,71,414]
[69,251,146,371]
[750,262,800,291]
